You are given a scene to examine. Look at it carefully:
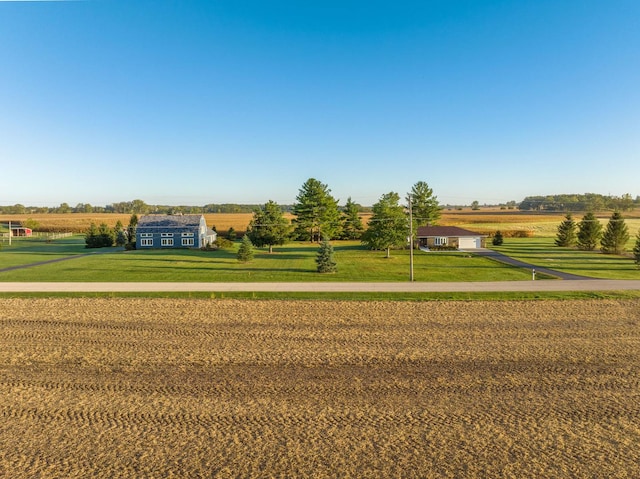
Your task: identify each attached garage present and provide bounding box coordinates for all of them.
[458,237,482,249]
[416,226,486,250]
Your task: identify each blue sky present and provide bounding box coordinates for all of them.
[1,0,638,207]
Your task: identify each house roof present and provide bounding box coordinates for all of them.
[416,226,485,237]
[137,214,203,229]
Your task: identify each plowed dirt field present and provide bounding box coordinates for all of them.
[1,298,639,478]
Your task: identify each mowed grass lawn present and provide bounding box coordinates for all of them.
[493,237,640,279]
[0,237,536,282]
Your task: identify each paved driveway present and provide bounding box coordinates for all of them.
[470,248,593,280]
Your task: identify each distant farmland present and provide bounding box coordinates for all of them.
[1,298,639,478]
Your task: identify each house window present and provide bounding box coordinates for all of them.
[141,233,153,238]
[141,238,153,247]
[434,237,448,246]
[181,232,194,237]
[182,238,195,246]
[161,233,174,238]
[161,238,174,247]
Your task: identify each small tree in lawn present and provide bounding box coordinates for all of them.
[555,213,577,247]
[600,211,629,255]
[633,230,640,267]
[316,237,337,273]
[237,234,254,263]
[247,200,291,253]
[492,230,504,246]
[362,192,407,258]
[577,212,602,251]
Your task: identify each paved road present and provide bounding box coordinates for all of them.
[1,280,640,293]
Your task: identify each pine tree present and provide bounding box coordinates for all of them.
[126,214,138,245]
[316,237,337,273]
[600,211,630,254]
[237,235,254,263]
[633,230,640,267]
[340,197,365,240]
[362,192,407,258]
[292,178,342,242]
[576,212,602,251]
[247,200,291,253]
[408,181,441,229]
[555,213,577,247]
[98,223,115,247]
[492,230,504,246]
[85,222,100,248]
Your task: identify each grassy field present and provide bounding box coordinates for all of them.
[1,297,639,478]
[2,210,639,283]
[493,237,640,280]
[0,237,537,282]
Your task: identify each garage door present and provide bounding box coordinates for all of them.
[458,237,479,249]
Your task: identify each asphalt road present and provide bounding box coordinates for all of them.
[1,280,640,293]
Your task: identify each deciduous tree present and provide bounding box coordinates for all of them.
[362,192,407,258]
[247,200,291,253]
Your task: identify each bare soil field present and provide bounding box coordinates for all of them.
[1,298,640,478]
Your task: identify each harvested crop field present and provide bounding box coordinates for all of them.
[1,298,640,478]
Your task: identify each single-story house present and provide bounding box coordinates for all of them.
[136,214,217,249]
[416,226,487,250]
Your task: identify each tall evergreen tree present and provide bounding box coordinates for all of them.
[98,223,115,247]
[316,237,337,273]
[576,212,602,251]
[236,234,254,263]
[340,197,365,240]
[362,192,408,258]
[126,214,138,245]
[85,222,100,248]
[555,213,577,247]
[292,178,341,242]
[247,200,291,253]
[633,230,640,267]
[600,211,630,254]
[408,181,441,228]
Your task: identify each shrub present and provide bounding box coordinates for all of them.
[492,231,504,246]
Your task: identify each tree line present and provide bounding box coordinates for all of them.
[519,193,638,212]
[555,211,640,266]
[242,178,440,259]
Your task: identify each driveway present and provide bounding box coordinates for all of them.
[470,248,593,280]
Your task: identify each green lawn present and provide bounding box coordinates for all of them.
[493,237,640,279]
[0,238,535,282]
[2,235,638,282]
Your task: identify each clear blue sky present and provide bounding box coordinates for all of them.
[1,0,638,207]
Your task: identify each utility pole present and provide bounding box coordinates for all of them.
[408,195,414,282]
[8,220,11,246]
